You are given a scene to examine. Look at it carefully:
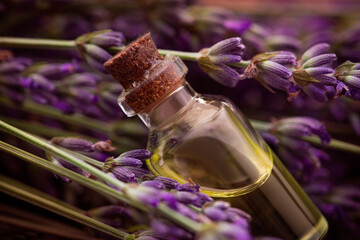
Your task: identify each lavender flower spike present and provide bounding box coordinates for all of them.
[245,51,297,93]
[293,43,337,102]
[76,30,125,74]
[198,37,245,87]
[51,137,94,152]
[335,61,360,100]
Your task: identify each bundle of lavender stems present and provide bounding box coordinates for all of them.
[1,1,360,239]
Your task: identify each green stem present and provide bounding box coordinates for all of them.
[0,37,76,50]
[249,119,360,155]
[0,36,247,66]
[0,122,203,233]
[302,136,360,155]
[0,174,127,239]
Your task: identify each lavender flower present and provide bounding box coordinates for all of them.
[198,37,245,87]
[293,43,337,102]
[244,51,297,94]
[335,61,360,100]
[260,117,331,182]
[51,137,95,152]
[76,30,125,73]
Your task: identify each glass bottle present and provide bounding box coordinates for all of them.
[104,33,328,240]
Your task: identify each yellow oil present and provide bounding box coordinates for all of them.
[146,101,328,239]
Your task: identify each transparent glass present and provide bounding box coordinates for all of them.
[142,82,328,240]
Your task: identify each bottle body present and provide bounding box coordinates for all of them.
[145,84,328,239]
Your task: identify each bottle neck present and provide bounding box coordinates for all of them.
[138,81,196,129]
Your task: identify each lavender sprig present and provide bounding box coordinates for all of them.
[243,51,297,95]
[198,37,246,87]
[260,117,331,182]
[293,43,337,102]
[76,30,125,73]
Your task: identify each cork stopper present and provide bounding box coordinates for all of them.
[104,33,188,115]
[104,33,163,89]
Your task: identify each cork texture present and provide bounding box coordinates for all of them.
[104,33,183,113]
[104,33,163,89]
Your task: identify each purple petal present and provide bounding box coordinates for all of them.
[303,53,337,68]
[153,176,180,190]
[210,54,242,64]
[203,206,227,221]
[119,149,151,160]
[302,43,330,62]
[208,64,240,87]
[51,137,94,152]
[140,180,165,189]
[342,75,360,90]
[112,167,137,183]
[113,157,143,167]
[209,37,244,55]
[259,61,292,79]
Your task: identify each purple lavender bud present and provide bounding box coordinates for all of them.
[269,51,297,66]
[51,137,94,152]
[257,71,292,91]
[312,74,337,85]
[84,44,112,63]
[91,31,125,47]
[303,54,337,68]
[27,74,55,91]
[212,201,230,210]
[153,176,180,190]
[119,149,151,160]
[203,206,227,221]
[112,166,137,183]
[175,191,199,205]
[140,180,165,189]
[210,54,243,64]
[126,186,160,207]
[175,203,200,221]
[125,166,150,178]
[259,131,280,145]
[37,62,82,79]
[113,157,143,167]
[176,182,200,192]
[194,192,213,207]
[208,37,244,55]
[0,61,25,74]
[306,67,334,76]
[226,207,252,222]
[301,43,330,62]
[342,76,360,91]
[207,64,241,87]
[258,61,292,79]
